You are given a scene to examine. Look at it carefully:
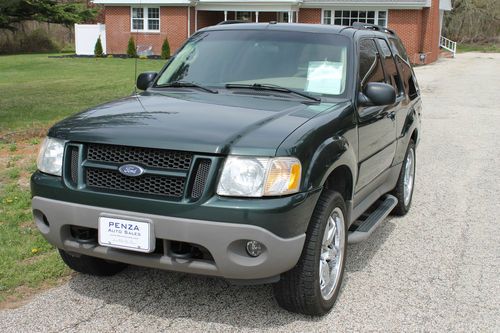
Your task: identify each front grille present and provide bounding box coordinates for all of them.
[66,143,213,200]
[86,168,185,198]
[87,143,192,170]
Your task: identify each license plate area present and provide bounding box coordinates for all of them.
[98,215,155,253]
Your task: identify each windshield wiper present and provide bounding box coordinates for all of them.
[225,83,321,103]
[155,81,218,94]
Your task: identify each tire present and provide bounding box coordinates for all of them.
[273,190,347,316]
[59,249,127,276]
[391,139,416,216]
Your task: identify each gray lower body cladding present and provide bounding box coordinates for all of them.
[32,196,305,280]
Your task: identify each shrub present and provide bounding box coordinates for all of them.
[127,37,137,58]
[94,36,104,57]
[161,37,170,59]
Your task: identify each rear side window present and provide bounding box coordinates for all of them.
[358,39,385,87]
[388,38,409,62]
[376,39,403,96]
[388,37,419,100]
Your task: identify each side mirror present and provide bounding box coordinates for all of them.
[136,72,158,90]
[359,82,396,106]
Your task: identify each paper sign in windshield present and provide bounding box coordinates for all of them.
[306,61,344,95]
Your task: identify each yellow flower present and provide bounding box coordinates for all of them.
[31,248,39,254]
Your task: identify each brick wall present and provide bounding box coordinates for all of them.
[388,1,440,64]
[197,11,224,29]
[190,7,196,36]
[104,6,188,55]
[421,0,441,64]
[298,8,321,23]
[388,10,422,63]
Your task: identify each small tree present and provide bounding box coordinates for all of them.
[94,36,104,57]
[127,37,137,58]
[161,37,170,59]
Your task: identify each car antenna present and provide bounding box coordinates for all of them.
[132,0,142,96]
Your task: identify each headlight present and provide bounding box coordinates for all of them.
[36,137,66,176]
[217,156,301,197]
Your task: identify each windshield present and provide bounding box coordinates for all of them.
[155,29,351,98]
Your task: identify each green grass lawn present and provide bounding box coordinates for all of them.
[0,54,164,133]
[457,43,500,53]
[0,54,164,306]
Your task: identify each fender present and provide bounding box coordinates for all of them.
[276,102,357,196]
[304,134,357,196]
[394,100,421,164]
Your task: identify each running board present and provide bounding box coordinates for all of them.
[348,195,398,244]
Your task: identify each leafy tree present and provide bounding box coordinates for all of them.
[0,0,98,31]
[94,35,104,57]
[127,36,137,58]
[444,0,500,42]
[161,37,170,59]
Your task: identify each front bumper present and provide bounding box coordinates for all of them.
[33,196,307,280]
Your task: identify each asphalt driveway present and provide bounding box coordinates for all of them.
[1,52,499,332]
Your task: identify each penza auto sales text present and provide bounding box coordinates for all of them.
[108,221,142,236]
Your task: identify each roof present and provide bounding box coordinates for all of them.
[302,0,428,8]
[92,0,430,9]
[200,22,397,40]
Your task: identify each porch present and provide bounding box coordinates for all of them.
[195,2,299,30]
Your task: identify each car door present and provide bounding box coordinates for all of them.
[355,38,397,193]
[375,38,409,161]
[387,37,422,162]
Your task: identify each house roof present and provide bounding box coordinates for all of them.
[92,0,435,9]
[301,0,428,8]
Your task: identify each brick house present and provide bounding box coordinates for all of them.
[93,0,452,64]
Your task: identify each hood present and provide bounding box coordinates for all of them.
[50,91,344,155]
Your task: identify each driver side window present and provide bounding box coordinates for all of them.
[359,39,385,88]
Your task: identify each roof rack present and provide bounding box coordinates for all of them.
[351,22,396,35]
[217,20,247,25]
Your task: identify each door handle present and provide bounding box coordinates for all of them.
[386,111,396,120]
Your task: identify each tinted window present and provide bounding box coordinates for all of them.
[156,30,351,97]
[359,39,385,87]
[388,38,419,100]
[388,38,409,62]
[377,39,403,95]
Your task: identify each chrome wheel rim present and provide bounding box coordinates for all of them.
[403,147,415,206]
[319,207,345,300]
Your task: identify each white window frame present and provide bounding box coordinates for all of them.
[131,7,160,33]
[322,9,388,28]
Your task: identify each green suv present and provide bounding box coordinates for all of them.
[32,22,421,315]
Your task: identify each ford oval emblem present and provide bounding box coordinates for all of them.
[118,164,144,177]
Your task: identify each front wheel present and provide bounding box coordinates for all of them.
[273,190,347,316]
[391,139,416,216]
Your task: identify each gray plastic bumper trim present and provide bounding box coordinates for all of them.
[32,196,305,280]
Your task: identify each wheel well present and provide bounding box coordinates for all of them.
[323,166,353,201]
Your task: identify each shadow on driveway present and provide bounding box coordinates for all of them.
[67,219,396,329]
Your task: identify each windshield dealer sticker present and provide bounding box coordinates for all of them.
[306,61,343,95]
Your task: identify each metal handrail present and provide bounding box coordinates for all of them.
[440,36,457,58]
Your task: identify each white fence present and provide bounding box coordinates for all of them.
[75,24,106,55]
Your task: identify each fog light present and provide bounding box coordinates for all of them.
[246,240,263,257]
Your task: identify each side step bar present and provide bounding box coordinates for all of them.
[348,194,398,244]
